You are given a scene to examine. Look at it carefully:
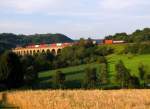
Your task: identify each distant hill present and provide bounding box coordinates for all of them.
[0,33,73,53]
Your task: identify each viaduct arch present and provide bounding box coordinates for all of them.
[12,46,64,56]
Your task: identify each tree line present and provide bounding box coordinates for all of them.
[105,28,150,42]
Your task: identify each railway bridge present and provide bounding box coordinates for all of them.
[12,43,72,55]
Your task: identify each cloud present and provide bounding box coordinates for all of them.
[0,0,150,38]
[100,0,150,11]
[0,0,86,14]
[0,20,34,34]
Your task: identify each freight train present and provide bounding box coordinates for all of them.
[24,39,124,49]
[93,39,125,45]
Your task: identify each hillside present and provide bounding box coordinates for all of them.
[38,63,100,88]
[38,54,150,88]
[107,54,150,83]
[0,33,73,53]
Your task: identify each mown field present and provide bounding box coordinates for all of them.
[0,90,150,109]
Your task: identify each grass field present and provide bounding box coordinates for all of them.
[39,63,101,82]
[0,90,150,109]
[107,54,150,83]
[38,54,150,86]
[38,63,101,88]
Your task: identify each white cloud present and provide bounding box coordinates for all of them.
[0,0,150,38]
[0,20,34,33]
[100,0,150,11]
[0,0,84,14]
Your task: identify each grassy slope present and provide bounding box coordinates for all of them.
[39,54,150,83]
[107,54,150,83]
[39,63,101,82]
[38,43,150,85]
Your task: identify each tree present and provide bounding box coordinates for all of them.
[138,63,150,87]
[84,67,97,89]
[53,71,66,89]
[78,38,86,47]
[34,53,51,72]
[99,63,108,85]
[138,63,146,80]
[85,38,94,48]
[128,76,140,88]
[115,60,131,88]
[24,66,38,86]
[0,51,24,88]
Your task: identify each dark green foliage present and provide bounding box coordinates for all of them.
[128,76,140,88]
[105,33,128,41]
[53,71,66,89]
[115,60,131,88]
[99,63,108,85]
[124,43,150,54]
[83,67,97,88]
[105,28,150,42]
[97,56,107,64]
[34,53,52,72]
[95,46,114,56]
[138,63,146,80]
[24,66,38,85]
[138,63,150,87]
[0,51,24,88]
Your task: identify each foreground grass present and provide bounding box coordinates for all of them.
[0,90,150,109]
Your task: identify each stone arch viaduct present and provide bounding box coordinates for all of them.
[12,43,72,56]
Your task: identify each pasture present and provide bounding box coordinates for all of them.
[38,54,150,87]
[107,54,150,83]
[38,63,101,88]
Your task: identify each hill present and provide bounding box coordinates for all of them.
[0,33,73,53]
[38,54,150,88]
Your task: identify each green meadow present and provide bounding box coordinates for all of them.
[38,53,150,86]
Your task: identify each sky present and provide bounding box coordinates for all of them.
[0,0,150,39]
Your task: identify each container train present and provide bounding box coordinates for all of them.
[94,39,125,45]
[25,39,125,48]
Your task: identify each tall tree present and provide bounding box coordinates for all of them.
[0,51,24,88]
[84,67,97,88]
[53,71,66,89]
[115,60,131,88]
[99,63,108,85]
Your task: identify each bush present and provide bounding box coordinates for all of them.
[83,67,98,89]
[115,60,131,88]
[99,63,108,85]
[52,71,66,89]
